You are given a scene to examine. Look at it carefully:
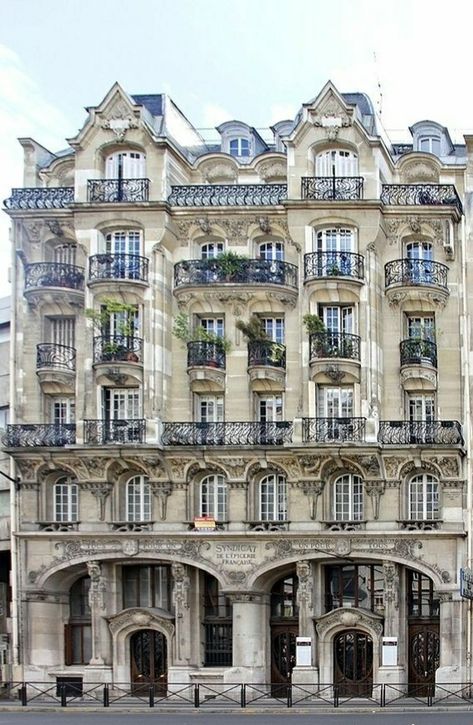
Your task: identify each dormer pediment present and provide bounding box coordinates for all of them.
[287,82,355,145]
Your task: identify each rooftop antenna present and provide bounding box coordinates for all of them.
[373,51,383,117]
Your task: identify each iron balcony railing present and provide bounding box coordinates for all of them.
[3,423,76,447]
[187,341,225,369]
[381,183,463,214]
[174,258,298,288]
[161,421,293,446]
[248,340,286,369]
[302,417,366,443]
[301,176,364,201]
[84,419,146,444]
[93,335,143,364]
[36,343,76,372]
[4,187,74,209]
[400,339,437,368]
[87,178,150,203]
[385,259,448,289]
[304,251,364,281]
[378,420,463,445]
[24,263,85,291]
[88,254,149,283]
[168,183,287,206]
[309,331,361,361]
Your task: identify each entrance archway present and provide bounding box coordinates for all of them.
[333,630,373,696]
[130,629,167,694]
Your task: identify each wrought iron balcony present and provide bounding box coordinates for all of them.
[24,263,85,291]
[36,343,76,372]
[87,178,150,203]
[168,183,287,206]
[248,341,286,369]
[4,187,74,209]
[400,339,437,368]
[378,420,463,445]
[88,254,149,283]
[246,520,289,531]
[84,418,146,444]
[187,341,225,369]
[174,258,298,288]
[304,251,364,281]
[301,176,364,201]
[309,332,361,361]
[93,335,143,364]
[381,183,463,214]
[3,423,76,447]
[161,421,293,446]
[302,417,366,443]
[385,259,448,289]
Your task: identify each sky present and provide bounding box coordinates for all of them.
[2,0,473,294]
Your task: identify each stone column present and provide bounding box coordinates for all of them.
[437,592,466,683]
[227,480,248,530]
[87,560,107,665]
[223,592,267,684]
[377,561,405,686]
[171,562,191,664]
[292,560,318,686]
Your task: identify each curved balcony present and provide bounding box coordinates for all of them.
[381,184,462,216]
[187,341,226,391]
[302,417,366,443]
[301,176,364,201]
[309,331,361,383]
[4,187,74,209]
[24,262,85,306]
[161,421,293,446]
[378,420,463,445]
[87,178,150,203]
[400,338,437,391]
[88,254,149,286]
[384,259,449,307]
[247,340,286,389]
[84,418,146,445]
[168,183,287,206]
[36,343,76,393]
[93,335,143,364]
[174,258,298,302]
[304,252,364,292]
[3,423,76,447]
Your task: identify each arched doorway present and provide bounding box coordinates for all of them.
[130,629,167,694]
[333,630,373,697]
[270,574,298,695]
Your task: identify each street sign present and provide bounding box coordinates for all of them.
[460,568,473,599]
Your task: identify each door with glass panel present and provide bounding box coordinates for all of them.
[50,397,75,445]
[195,395,224,444]
[406,316,436,366]
[321,306,354,357]
[408,395,435,443]
[406,242,433,283]
[48,318,75,370]
[316,229,355,276]
[130,630,167,695]
[317,387,354,441]
[257,395,283,444]
[316,150,358,177]
[105,230,142,279]
[106,152,146,179]
[270,575,298,696]
[104,388,141,443]
[334,630,373,697]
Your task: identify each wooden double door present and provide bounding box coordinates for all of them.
[130,629,167,695]
[408,623,440,695]
[334,630,373,697]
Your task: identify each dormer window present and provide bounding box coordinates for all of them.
[419,137,441,155]
[410,121,452,157]
[229,138,250,158]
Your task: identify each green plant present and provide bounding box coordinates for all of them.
[303,314,325,336]
[85,298,138,337]
[235,316,269,342]
[208,251,248,280]
[172,313,231,353]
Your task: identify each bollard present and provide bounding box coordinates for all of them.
[149,685,155,707]
[103,683,109,707]
[240,683,246,708]
[60,685,67,707]
[20,684,27,706]
[333,685,339,708]
[287,684,292,708]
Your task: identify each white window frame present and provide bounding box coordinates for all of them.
[256,394,283,422]
[49,317,75,348]
[54,476,79,522]
[195,395,224,423]
[54,244,77,265]
[199,474,227,520]
[258,241,284,261]
[229,138,250,158]
[407,395,435,422]
[50,397,75,425]
[333,474,363,521]
[105,230,141,256]
[105,388,142,420]
[259,474,287,521]
[105,151,146,179]
[317,386,354,418]
[409,474,439,520]
[315,149,358,177]
[316,228,355,253]
[419,137,441,155]
[407,315,435,341]
[320,306,354,334]
[261,316,285,343]
[200,241,224,259]
[126,475,151,522]
[198,317,225,338]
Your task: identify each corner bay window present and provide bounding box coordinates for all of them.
[123,565,171,610]
[325,564,384,612]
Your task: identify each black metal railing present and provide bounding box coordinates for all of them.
[24,263,85,291]
[302,417,366,443]
[378,420,463,445]
[400,339,437,368]
[36,343,76,372]
[93,335,143,364]
[87,178,150,203]
[309,332,361,361]
[161,421,293,446]
[248,341,286,369]
[385,259,448,289]
[174,258,298,288]
[3,424,76,447]
[88,254,149,283]
[304,251,364,281]
[84,419,146,444]
[168,184,287,206]
[4,187,74,209]
[301,176,364,200]
[381,184,463,214]
[187,341,225,369]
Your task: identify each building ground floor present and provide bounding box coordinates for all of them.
[14,533,466,695]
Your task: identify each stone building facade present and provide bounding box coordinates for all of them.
[2,81,471,694]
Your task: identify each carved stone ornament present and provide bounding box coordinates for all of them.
[296,560,313,610]
[441,479,465,489]
[201,162,237,183]
[324,365,346,382]
[400,368,437,388]
[426,456,460,478]
[365,480,385,520]
[383,457,406,478]
[79,482,113,521]
[15,458,43,482]
[350,455,381,477]
[56,457,89,481]
[401,161,439,183]
[108,608,175,637]
[87,560,106,610]
[296,481,323,519]
[172,562,190,611]
[219,218,251,245]
[125,455,165,478]
[273,456,301,479]
[315,607,383,637]
[101,100,139,141]
[150,481,172,520]
[383,561,399,609]
[311,93,351,140]
[298,455,324,476]
[437,591,453,603]
[105,368,129,386]
[22,221,43,244]
[257,161,287,181]
[217,458,248,478]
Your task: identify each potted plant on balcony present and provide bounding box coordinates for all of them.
[211,251,249,282]
[303,314,327,356]
[236,316,285,366]
[172,313,231,365]
[85,298,139,362]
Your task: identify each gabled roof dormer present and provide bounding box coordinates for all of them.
[216,120,268,161]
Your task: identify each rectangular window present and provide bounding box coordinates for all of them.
[406,315,435,340]
[408,395,435,422]
[55,481,78,522]
[195,395,224,423]
[257,395,282,422]
[261,317,285,343]
[198,317,224,338]
[317,387,354,418]
[123,566,171,610]
[49,318,75,348]
[320,306,354,333]
[51,398,75,425]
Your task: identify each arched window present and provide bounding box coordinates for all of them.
[229,138,250,158]
[315,149,358,177]
[333,474,363,521]
[54,476,78,522]
[259,474,287,521]
[65,576,91,665]
[54,243,77,265]
[126,475,151,521]
[200,241,224,259]
[200,474,227,521]
[409,474,439,520]
[105,230,141,256]
[105,150,146,179]
[258,241,284,261]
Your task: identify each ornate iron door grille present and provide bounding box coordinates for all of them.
[130,629,167,695]
[334,630,373,697]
